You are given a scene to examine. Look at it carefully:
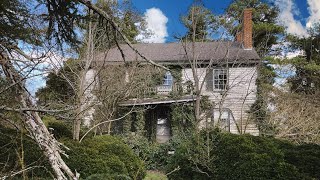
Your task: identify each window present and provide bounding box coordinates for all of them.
[206,69,228,91]
[214,69,228,90]
[163,71,173,86]
[212,108,234,131]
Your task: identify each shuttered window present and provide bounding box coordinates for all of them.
[214,69,228,90]
[206,69,228,91]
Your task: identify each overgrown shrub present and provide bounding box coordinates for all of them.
[0,126,146,179]
[62,135,146,179]
[0,126,52,179]
[121,134,175,171]
[42,115,73,139]
[276,141,320,179]
[48,121,73,139]
[165,132,217,180]
[165,130,316,180]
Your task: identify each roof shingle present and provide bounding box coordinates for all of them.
[94,42,260,65]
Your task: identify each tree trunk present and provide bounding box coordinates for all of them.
[0,50,77,180]
[73,9,94,141]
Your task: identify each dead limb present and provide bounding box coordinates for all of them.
[0,47,77,180]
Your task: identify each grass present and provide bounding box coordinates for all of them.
[144,170,167,180]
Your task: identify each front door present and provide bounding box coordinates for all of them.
[156,107,171,143]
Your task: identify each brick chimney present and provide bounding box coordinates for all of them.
[236,8,253,50]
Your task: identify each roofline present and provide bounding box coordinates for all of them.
[91,59,260,66]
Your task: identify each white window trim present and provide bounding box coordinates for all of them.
[212,68,228,91]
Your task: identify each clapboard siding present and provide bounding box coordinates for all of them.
[181,66,259,135]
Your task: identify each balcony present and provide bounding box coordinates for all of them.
[130,83,188,99]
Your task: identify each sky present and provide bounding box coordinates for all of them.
[130,0,320,43]
[26,0,320,95]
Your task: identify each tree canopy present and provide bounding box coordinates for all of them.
[224,0,284,56]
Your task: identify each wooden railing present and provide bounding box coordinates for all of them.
[129,83,187,99]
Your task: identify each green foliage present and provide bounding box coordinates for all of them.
[36,59,80,107]
[121,134,176,171]
[135,109,146,135]
[165,131,217,180]
[225,0,284,56]
[62,135,146,179]
[0,0,41,46]
[249,63,275,134]
[145,171,167,180]
[42,115,72,139]
[286,24,320,94]
[276,141,320,179]
[165,130,318,180]
[0,126,52,178]
[170,104,195,135]
[47,121,73,140]
[181,3,217,41]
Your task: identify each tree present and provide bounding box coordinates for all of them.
[0,0,166,179]
[224,0,284,135]
[263,23,320,144]
[287,23,320,94]
[224,0,284,56]
[181,2,217,41]
[179,2,217,123]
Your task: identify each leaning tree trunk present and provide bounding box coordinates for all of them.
[0,50,77,180]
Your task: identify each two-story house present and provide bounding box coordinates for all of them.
[86,9,260,142]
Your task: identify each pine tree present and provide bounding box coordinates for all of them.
[287,23,320,94]
[181,2,217,41]
[224,0,284,135]
[224,0,284,56]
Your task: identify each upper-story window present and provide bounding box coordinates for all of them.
[163,71,173,86]
[206,69,228,91]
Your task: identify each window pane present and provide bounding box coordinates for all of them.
[163,71,173,86]
[213,69,228,90]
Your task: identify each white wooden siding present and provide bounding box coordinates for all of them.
[181,66,259,135]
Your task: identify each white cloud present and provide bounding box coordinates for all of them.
[306,0,320,28]
[275,0,308,37]
[136,8,168,43]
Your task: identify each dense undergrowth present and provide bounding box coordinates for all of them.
[122,130,320,180]
[1,122,319,180]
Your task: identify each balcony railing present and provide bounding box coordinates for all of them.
[130,83,188,99]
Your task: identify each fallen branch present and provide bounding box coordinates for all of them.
[0,47,77,180]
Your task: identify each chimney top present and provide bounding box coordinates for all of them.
[236,8,253,50]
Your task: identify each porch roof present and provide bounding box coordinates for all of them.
[118,95,196,106]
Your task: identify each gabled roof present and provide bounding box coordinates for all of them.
[94,42,260,65]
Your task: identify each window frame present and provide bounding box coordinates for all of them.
[212,108,234,132]
[163,71,173,86]
[206,68,229,92]
[213,68,228,91]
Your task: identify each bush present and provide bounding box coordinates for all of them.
[62,135,146,179]
[0,126,146,179]
[277,142,320,179]
[165,130,315,180]
[48,121,73,139]
[42,115,73,139]
[0,126,52,178]
[120,134,177,171]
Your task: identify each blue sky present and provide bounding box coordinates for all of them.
[130,0,319,42]
[26,0,320,95]
[132,0,233,42]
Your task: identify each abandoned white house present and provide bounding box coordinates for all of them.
[84,9,260,142]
